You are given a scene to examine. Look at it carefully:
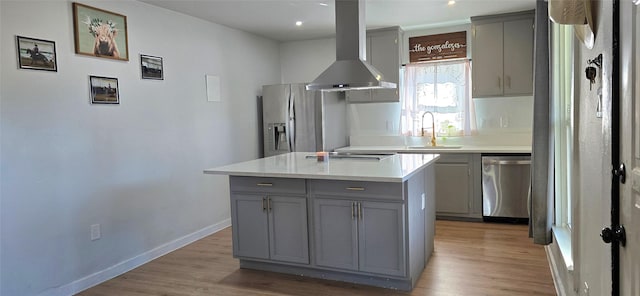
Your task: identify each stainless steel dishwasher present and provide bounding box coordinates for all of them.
[482,155,531,222]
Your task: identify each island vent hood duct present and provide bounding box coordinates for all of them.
[306,0,397,92]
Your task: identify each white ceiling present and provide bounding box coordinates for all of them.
[140,0,536,42]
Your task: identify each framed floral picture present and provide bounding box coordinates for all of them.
[90,75,119,104]
[16,36,57,71]
[73,2,129,61]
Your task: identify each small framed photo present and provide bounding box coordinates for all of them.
[73,2,129,61]
[16,36,57,71]
[140,54,164,80]
[90,76,119,104]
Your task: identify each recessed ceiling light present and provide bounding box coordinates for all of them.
[318,2,329,6]
[295,21,303,26]
[448,0,456,5]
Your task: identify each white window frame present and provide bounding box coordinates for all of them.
[550,22,575,271]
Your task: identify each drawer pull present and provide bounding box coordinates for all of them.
[346,187,365,191]
[256,183,273,187]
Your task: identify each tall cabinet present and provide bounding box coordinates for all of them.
[346,26,404,103]
[471,11,535,98]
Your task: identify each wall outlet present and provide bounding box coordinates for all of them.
[90,224,101,241]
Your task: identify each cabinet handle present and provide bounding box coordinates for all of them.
[346,187,365,191]
[497,76,501,89]
[506,75,511,89]
[256,183,273,187]
[351,202,356,219]
[262,197,266,211]
[267,197,272,212]
[358,202,363,220]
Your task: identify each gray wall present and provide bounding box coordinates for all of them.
[0,1,280,295]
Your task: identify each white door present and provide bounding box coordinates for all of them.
[620,1,640,295]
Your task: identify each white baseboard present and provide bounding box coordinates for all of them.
[545,244,570,296]
[38,219,231,296]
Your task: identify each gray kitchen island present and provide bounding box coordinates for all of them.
[204,152,439,291]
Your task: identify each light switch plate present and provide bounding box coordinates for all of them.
[633,168,640,208]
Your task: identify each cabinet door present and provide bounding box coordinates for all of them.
[369,31,400,103]
[313,199,358,271]
[268,195,309,264]
[358,201,406,276]
[231,194,269,259]
[503,18,534,96]
[435,163,470,214]
[472,22,504,97]
[346,28,401,103]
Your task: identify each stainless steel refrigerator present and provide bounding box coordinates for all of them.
[262,83,348,157]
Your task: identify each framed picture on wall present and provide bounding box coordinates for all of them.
[16,36,57,71]
[140,54,164,80]
[90,76,119,104]
[73,2,129,61]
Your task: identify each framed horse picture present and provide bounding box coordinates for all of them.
[73,2,129,61]
[16,36,57,71]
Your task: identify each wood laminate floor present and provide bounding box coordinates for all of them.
[79,221,556,296]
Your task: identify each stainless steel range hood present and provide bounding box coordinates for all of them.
[306,0,397,92]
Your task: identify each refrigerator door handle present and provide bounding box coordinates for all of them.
[286,90,295,152]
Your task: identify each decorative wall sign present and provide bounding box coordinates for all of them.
[16,36,57,71]
[140,54,163,80]
[409,31,467,63]
[73,2,129,61]
[90,75,119,104]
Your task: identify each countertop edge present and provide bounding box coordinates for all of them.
[203,153,440,183]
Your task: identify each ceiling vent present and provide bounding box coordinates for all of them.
[306,0,397,92]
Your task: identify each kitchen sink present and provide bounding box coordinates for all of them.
[406,145,463,149]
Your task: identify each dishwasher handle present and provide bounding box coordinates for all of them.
[484,159,531,165]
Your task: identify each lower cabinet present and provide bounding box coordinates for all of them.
[313,198,406,276]
[229,175,429,290]
[231,193,309,264]
[434,154,482,219]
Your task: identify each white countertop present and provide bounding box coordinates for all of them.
[336,145,532,154]
[204,152,440,182]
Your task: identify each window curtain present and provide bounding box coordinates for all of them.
[530,0,554,245]
[401,60,475,136]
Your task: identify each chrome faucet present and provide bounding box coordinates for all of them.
[421,111,437,147]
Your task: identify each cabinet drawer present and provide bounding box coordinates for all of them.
[309,180,402,200]
[230,176,306,194]
[436,153,471,163]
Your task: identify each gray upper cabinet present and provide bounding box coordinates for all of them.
[346,27,403,103]
[471,11,534,98]
[230,177,309,264]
